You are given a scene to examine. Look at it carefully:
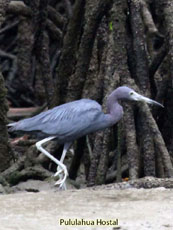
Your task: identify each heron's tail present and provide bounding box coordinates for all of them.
[7,122,19,132]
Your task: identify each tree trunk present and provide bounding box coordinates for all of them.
[0,0,12,171]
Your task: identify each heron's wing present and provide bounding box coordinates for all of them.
[38,99,102,136]
[8,99,103,138]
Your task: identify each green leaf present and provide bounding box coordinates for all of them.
[109,21,113,31]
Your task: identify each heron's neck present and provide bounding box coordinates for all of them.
[106,92,123,124]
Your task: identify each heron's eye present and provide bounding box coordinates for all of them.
[130,91,134,95]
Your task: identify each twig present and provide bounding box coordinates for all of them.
[0,19,19,35]
[0,49,16,59]
[5,37,17,53]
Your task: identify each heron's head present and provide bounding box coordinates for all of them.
[115,86,164,107]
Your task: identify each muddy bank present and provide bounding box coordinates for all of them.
[0,187,173,230]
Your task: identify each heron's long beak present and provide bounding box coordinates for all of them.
[131,92,164,107]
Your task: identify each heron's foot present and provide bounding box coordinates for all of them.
[54,169,63,177]
[54,175,67,190]
[54,166,68,190]
[54,178,67,190]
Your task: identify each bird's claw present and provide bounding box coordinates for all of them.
[53,166,68,189]
[54,169,63,177]
[54,173,67,189]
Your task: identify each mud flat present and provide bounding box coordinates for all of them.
[0,187,173,230]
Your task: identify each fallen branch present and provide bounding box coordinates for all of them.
[93,176,173,190]
[7,107,41,120]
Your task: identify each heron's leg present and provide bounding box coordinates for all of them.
[36,137,68,189]
[54,142,72,175]
[54,142,72,189]
[61,142,72,162]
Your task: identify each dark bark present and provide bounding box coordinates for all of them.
[87,132,103,186]
[87,22,116,187]
[129,0,156,177]
[84,20,108,186]
[162,0,173,85]
[116,122,122,182]
[37,32,55,108]
[16,16,34,105]
[30,0,54,108]
[0,0,12,171]
[47,6,66,30]
[139,92,173,177]
[129,0,150,93]
[111,0,140,180]
[138,112,156,177]
[66,0,113,101]
[69,137,86,180]
[88,0,134,186]
[149,42,168,80]
[0,73,12,171]
[123,104,139,179]
[7,1,32,17]
[96,129,111,185]
[82,18,107,101]
[53,0,85,105]
[155,150,165,178]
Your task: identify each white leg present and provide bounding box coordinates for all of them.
[60,142,72,162]
[54,142,72,189]
[36,137,68,189]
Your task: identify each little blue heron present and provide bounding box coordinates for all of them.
[8,86,163,189]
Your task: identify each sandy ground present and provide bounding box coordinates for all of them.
[0,185,173,230]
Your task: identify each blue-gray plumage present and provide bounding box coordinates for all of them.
[8,86,163,189]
